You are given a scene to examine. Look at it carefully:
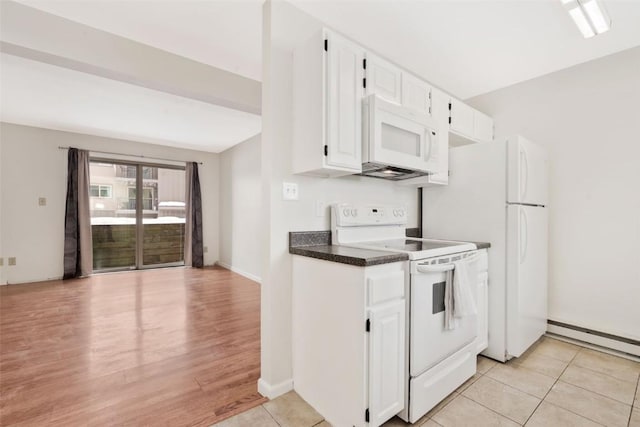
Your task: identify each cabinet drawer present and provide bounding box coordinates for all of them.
[367,271,405,306]
[408,342,476,423]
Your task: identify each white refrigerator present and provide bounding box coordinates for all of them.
[422,136,548,362]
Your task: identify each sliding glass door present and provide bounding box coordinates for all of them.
[89,160,186,272]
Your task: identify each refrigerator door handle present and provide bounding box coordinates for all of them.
[520,208,528,264]
[520,147,529,202]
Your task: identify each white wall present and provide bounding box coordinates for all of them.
[468,47,640,340]
[0,122,220,285]
[259,1,420,397]
[219,133,262,282]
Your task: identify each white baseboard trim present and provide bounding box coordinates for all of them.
[258,378,293,399]
[547,321,640,359]
[216,261,261,283]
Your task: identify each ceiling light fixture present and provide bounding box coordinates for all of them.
[562,0,611,38]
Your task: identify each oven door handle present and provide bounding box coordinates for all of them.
[416,263,455,273]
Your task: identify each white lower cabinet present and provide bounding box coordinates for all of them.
[292,256,407,427]
[368,299,405,426]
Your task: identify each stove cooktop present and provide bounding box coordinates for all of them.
[344,238,477,260]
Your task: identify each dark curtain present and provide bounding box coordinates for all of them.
[63,149,79,279]
[185,162,204,268]
[63,148,92,278]
[191,163,204,268]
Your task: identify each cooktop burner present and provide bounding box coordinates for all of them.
[344,238,477,260]
[362,239,466,252]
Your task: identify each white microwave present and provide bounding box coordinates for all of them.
[361,95,441,180]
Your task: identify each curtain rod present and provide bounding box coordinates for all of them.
[57,146,204,165]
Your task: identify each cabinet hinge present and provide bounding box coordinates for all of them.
[324,39,328,51]
[448,116,452,124]
[324,145,328,156]
[365,318,371,332]
[428,107,431,114]
[365,408,370,423]
[363,78,367,89]
[363,58,367,69]
[448,102,452,111]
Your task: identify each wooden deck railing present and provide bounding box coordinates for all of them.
[92,223,185,270]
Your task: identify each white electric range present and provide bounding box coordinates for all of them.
[332,203,482,423]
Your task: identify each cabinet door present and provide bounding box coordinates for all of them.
[365,54,402,104]
[449,98,474,138]
[476,271,489,354]
[368,300,405,427]
[429,88,450,178]
[325,30,364,171]
[402,73,431,116]
[474,110,494,143]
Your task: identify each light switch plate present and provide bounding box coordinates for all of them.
[8,257,16,266]
[0,258,3,267]
[282,182,299,200]
[38,197,46,206]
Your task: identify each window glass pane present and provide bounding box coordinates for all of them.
[99,185,111,198]
[89,161,136,270]
[143,167,185,266]
[89,161,185,270]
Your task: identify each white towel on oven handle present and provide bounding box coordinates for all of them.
[444,269,456,330]
[452,256,478,318]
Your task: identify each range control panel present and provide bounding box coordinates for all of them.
[332,204,407,226]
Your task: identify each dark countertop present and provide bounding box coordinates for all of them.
[474,241,491,250]
[289,244,409,267]
[288,230,490,267]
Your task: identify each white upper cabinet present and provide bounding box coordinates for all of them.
[474,110,494,143]
[365,53,402,104]
[293,29,364,177]
[292,27,493,181]
[325,31,365,171]
[365,55,432,117]
[449,98,494,146]
[402,73,432,116]
[449,98,475,139]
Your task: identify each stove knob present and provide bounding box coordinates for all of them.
[343,208,350,217]
[392,209,398,217]
[399,210,405,217]
[351,208,358,217]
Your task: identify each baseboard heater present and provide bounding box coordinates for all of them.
[547,319,640,358]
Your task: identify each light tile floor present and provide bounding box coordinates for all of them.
[212,337,640,427]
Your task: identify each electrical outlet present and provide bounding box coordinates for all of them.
[316,200,326,217]
[0,258,3,267]
[282,182,299,200]
[8,257,16,266]
[203,246,208,253]
[38,197,47,206]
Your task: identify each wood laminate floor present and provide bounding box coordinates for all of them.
[0,266,265,426]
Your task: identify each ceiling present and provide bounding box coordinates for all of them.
[16,0,264,82]
[3,1,640,153]
[16,0,640,100]
[0,53,262,153]
[291,0,640,99]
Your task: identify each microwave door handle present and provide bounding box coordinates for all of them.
[423,130,433,161]
[416,263,454,273]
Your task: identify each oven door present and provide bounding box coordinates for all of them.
[410,259,478,377]
[366,95,440,172]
